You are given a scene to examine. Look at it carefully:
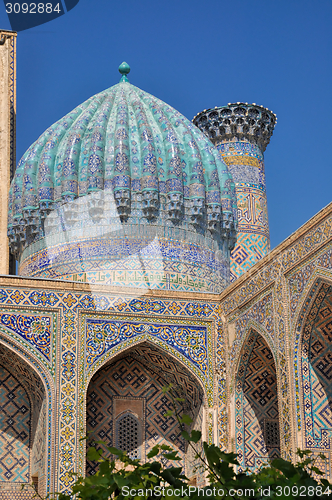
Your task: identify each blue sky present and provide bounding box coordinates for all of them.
[0,0,331,249]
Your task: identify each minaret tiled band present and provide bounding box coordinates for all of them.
[193,103,276,280]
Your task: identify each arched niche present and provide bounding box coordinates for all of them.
[235,329,280,470]
[86,341,205,481]
[0,342,47,498]
[298,282,332,457]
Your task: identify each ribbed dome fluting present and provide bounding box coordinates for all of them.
[8,67,237,293]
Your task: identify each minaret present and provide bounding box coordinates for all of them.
[193,103,276,281]
[0,30,16,274]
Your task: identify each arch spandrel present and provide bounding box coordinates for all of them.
[0,305,58,376]
[80,313,214,406]
[290,273,332,348]
[84,335,209,390]
[0,334,55,401]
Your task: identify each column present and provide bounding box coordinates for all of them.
[193,103,276,280]
[0,30,16,274]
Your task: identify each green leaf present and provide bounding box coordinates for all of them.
[181,431,190,441]
[162,384,173,394]
[147,445,160,458]
[310,466,323,475]
[180,414,192,425]
[191,430,201,443]
[164,410,174,417]
[106,446,123,456]
[271,457,297,478]
[99,459,110,475]
[86,446,103,461]
[163,452,181,461]
[161,444,174,451]
[114,475,129,488]
[149,461,162,475]
[297,449,311,457]
[175,398,185,402]
[161,469,176,484]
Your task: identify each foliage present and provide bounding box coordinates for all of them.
[24,386,332,499]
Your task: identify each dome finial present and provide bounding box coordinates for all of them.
[119,61,130,82]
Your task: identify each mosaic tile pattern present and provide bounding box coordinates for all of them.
[86,355,199,474]
[0,490,35,500]
[0,365,30,483]
[193,105,276,280]
[288,248,332,324]
[85,316,208,372]
[0,335,53,496]
[9,75,237,293]
[220,214,332,317]
[8,33,16,181]
[82,311,214,406]
[0,312,52,361]
[235,331,280,469]
[298,284,332,451]
[216,320,227,449]
[218,142,270,280]
[231,293,274,366]
[19,234,230,293]
[0,201,330,493]
[0,283,219,493]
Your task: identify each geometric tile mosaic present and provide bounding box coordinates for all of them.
[230,233,269,281]
[0,200,329,494]
[0,492,35,500]
[217,141,270,280]
[0,365,30,483]
[0,342,48,497]
[19,237,229,294]
[235,330,280,469]
[0,312,52,361]
[86,351,203,476]
[300,284,332,450]
[2,31,332,497]
[85,316,208,373]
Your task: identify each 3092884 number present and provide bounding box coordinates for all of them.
[5,3,61,13]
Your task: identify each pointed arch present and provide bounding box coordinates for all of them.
[293,278,332,470]
[231,319,277,389]
[0,335,55,497]
[235,329,281,470]
[290,270,332,348]
[84,340,206,484]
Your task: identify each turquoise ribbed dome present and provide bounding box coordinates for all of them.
[8,66,237,293]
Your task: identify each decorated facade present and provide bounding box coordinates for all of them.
[0,30,332,499]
